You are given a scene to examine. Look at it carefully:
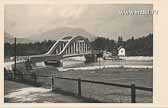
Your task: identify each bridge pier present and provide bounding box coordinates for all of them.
[84,54,97,63]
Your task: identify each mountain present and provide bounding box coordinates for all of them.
[28,27,96,41]
[4,32,34,44]
[5,27,96,43]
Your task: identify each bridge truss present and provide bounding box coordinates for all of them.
[29,36,96,64]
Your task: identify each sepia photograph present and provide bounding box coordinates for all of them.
[4,4,153,103]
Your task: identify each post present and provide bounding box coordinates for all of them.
[51,76,54,91]
[12,72,14,80]
[78,78,81,96]
[34,74,37,86]
[99,57,101,69]
[21,73,24,81]
[14,37,17,80]
[131,84,136,103]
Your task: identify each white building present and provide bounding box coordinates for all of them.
[118,46,126,56]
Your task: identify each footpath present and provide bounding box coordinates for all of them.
[4,80,87,103]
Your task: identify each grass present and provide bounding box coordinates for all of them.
[8,62,153,103]
[33,66,153,103]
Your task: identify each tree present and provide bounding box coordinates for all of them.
[117,36,123,47]
[4,33,153,58]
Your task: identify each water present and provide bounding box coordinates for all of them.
[62,56,153,68]
[4,56,153,71]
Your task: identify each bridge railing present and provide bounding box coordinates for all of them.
[5,72,152,103]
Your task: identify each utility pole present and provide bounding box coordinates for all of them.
[99,57,101,69]
[14,37,16,79]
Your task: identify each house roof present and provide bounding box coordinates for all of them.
[118,46,124,50]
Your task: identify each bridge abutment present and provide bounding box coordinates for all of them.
[44,60,63,67]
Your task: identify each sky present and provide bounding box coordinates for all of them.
[5,4,153,40]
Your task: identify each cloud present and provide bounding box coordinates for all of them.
[5,4,153,40]
[58,5,87,19]
[5,4,88,36]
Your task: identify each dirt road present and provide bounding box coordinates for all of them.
[4,80,88,103]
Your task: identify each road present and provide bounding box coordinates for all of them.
[4,80,90,103]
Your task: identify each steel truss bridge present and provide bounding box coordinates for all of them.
[29,36,97,65]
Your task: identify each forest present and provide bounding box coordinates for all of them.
[4,33,153,57]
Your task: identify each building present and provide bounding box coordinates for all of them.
[118,46,126,56]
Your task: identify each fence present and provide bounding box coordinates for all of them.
[53,76,152,103]
[5,72,52,88]
[5,72,153,103]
